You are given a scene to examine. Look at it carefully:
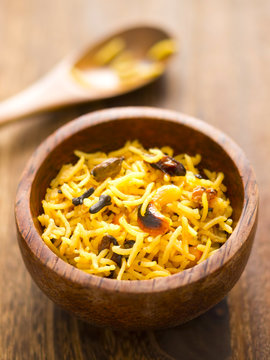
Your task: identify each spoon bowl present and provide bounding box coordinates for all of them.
[72,26,173,96]
[0,26,175,126]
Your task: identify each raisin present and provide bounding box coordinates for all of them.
[150,156,186,176]
[192,186,217,203]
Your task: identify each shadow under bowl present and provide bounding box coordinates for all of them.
[15,107,258,330]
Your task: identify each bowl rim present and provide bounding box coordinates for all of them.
[15,106,259,294]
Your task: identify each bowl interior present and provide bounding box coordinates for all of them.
[30,116,244,238]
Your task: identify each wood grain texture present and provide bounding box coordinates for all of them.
[0,0,269,359]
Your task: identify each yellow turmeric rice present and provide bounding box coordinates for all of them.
[38,140,233,280]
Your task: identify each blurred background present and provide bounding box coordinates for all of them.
[0,1,269,359]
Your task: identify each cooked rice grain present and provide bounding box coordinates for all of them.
[38,140,233,280]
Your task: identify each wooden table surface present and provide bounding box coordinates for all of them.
[0,1,269,359]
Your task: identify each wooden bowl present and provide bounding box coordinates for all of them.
[15,107,258,330]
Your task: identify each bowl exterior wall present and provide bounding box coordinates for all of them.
[16,217,257,330]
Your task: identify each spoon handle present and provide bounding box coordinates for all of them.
[0,65,91,126]
[0,77,54,126]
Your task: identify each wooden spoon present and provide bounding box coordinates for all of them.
[0,26,175,126]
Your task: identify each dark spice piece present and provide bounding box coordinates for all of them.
[91,157,124,181]
[150,155,186,176]
[89,194,112,214]
[124,240,135,249]
[208,207,213,212]
[111,253,122,267]
[106,271,114,279]
[98,236,111,252]
[98,234,119,253]
[58,189,62,194]
[107,234,119,246]
[72,187,95,206]
[105,209,113,216]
